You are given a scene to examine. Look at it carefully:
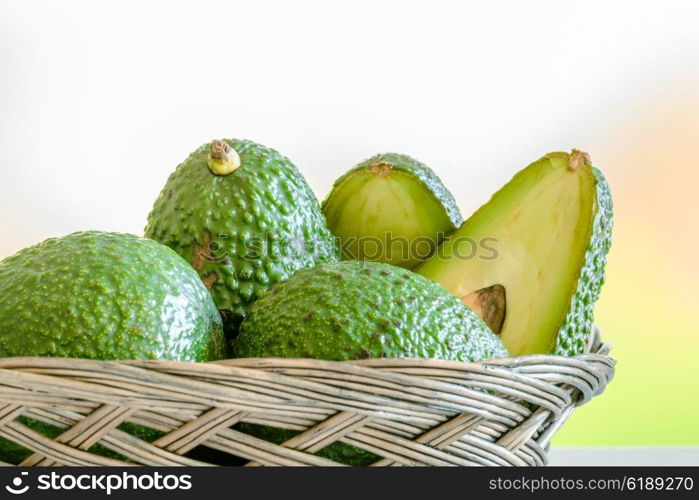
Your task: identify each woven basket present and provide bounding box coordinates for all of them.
[0,327,614,467]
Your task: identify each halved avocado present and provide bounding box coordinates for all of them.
[322,153,462,269]
[417,150,613,356]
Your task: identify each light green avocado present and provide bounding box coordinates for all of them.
[417,150,613,356]
[322,153,462,270]
[0,231,226,361]
[145,139,339,338]
[0,231,227,464]
[232,260,508,465]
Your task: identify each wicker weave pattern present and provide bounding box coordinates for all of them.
[0,328,614,466]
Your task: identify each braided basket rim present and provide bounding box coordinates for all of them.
[0,327,614,466]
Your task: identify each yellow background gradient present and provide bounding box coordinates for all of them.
[554,79,699,445]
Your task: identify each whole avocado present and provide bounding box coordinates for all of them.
[0,231,226,361]
[232,261,508,466]
[0,231,227,463]
[145,139,339,338]
[233,260,507,362]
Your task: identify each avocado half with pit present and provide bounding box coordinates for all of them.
[322,153,462,269]
[417,150,613,356]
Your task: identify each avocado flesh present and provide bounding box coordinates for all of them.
[322,153,462,270]
[145,139,339,339]
[324,172,454,268]
[418,151,612,356]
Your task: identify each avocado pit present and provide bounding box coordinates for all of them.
[460,284,506,334]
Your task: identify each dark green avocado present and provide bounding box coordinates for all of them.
[322,153,462,269]
[0,231,226,361]
[0,231,227,464]
[145,139,339,338]
[233,260,507,362]
[232,260,508,465]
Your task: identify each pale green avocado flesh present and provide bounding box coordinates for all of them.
[417,151,613,356]
[322,153,462,269]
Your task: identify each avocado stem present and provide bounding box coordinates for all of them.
[369,161,393,177]
[208,140,241,176]
[568,149,591,171]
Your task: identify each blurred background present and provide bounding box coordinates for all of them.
[1,0,697,448]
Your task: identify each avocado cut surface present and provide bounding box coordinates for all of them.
[145,139,339,338]
[0,231,226,361]
[233,260,507,363]
[322,153,462,269]
[417,150,613,356]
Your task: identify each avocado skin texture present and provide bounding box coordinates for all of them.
[322,153,463,269]
[0,231,226,361]
[553,167,613,355]
[233,260,507,363]
[145,139,339,338]
[0,231,226,463]
[232,261,507,465]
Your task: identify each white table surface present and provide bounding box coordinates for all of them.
[548,447,699,466]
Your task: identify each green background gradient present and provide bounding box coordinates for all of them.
[553,88,699,445]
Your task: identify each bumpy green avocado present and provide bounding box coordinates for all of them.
[145,139,339,337]
[232,260,507,465]
[0,231,227,464]
[0,231,226,361]
[233,260,507,362]
[417,150,613,356]
[322,153,462,269]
